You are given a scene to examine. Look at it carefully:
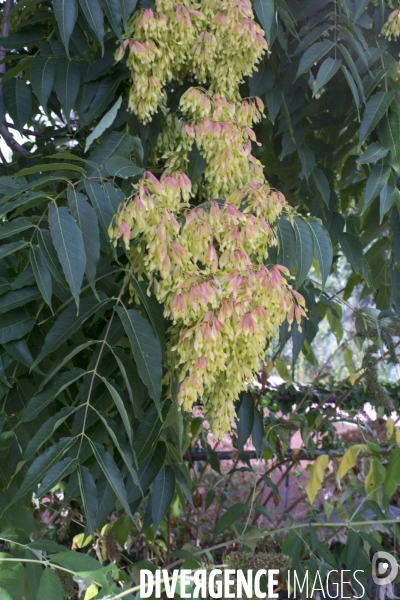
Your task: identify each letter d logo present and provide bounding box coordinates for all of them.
[372,551,398,586]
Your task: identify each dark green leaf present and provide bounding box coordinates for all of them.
[84,96,122,153]
[26,562,43,600]
[363,164,391,213]
[16,163,85,177]
[111,347,146,420]
[54,58,81,125]
[248,62,275,96]
[313,58,341,96]
[3,79,32,133]
[0,286,40,315]
[252,408,264,457]
[106,156,143,179]
[357,142,388,164]
[88,131,135,172]
[83,73,125,124]
[187,145,206,184]
[30,56,56,115]
[103,181,124,210]
[1,57,34,86]
[253,0,274,43]
[0,356,11,388]
[30,247,53,308]
[236,392,254,453]
[312,168,330,205]
[293,216,314,287]
[119,0,137,28]
[338,44,364,102]
[78,465,98,537]
[130,276,166,355]
[340,65,360,108]
[49,204,86,307]
[67,186,100,288]
[79,0,105,53]
[360,91,394,143]
[340,232,363,274]
[127,441,166,503]
[28,540,69,553]
[4,339,36,371]
[133,401,171,463]
[0,30,44,48]
[84,180,114,233]
[36,568,64,600]
[276,217,296,274]
[0,219,33,240]
[151,466,175,531]
[54,0,78,56]
[11,437,74,505]
[0,241,29,259]
[115,306,162,411]
[384,448,400,499]
[93,411,139,485]
[32,296,111,367]
[39,457,78,496]
[100,0,123,42]
[380,183,396,223]
[296,40,335,78]
[90,441,133,518]
[309,221,332,289]
[0,310,35,344]
[298,146,315,180]
[24,407,76,457]
[21,369,85,422]
[100,376,133,446]
[96,475,116,527]
[215,503,248,535]
[38,229,67,286]
[265,88,282,122]
[51,550,103,572]
[379,112,400,175]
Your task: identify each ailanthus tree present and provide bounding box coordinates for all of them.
[0,0,399,598]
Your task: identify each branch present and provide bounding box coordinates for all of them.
[0,124,30,156]
[0,0,31,157]
[0,0,13,64]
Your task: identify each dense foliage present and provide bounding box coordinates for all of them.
[0,0,399,598]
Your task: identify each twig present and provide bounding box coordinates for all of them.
[0,124,30,156]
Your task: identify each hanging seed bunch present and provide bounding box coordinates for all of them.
[382,8,400,39]
[110,0,306,438]
[115,0,268,122]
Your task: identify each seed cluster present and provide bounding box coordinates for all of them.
[110,0,306,438]
[382,9,400,39]
[116,0,268,122]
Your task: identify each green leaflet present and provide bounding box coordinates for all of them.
[115,306,162,411]
[90,441,133,519]
[78,465,98,537]
[293,216,314,288]
[67,186,100,288]
[151,466,175,531]
[53,0,78,57]
[32,296,112,368]
[36,568,64,600]
[10,437,75,506]
[48,204,86,308]
[236,392,254,452]
[309,221,333,289]
[78,0,105,54]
